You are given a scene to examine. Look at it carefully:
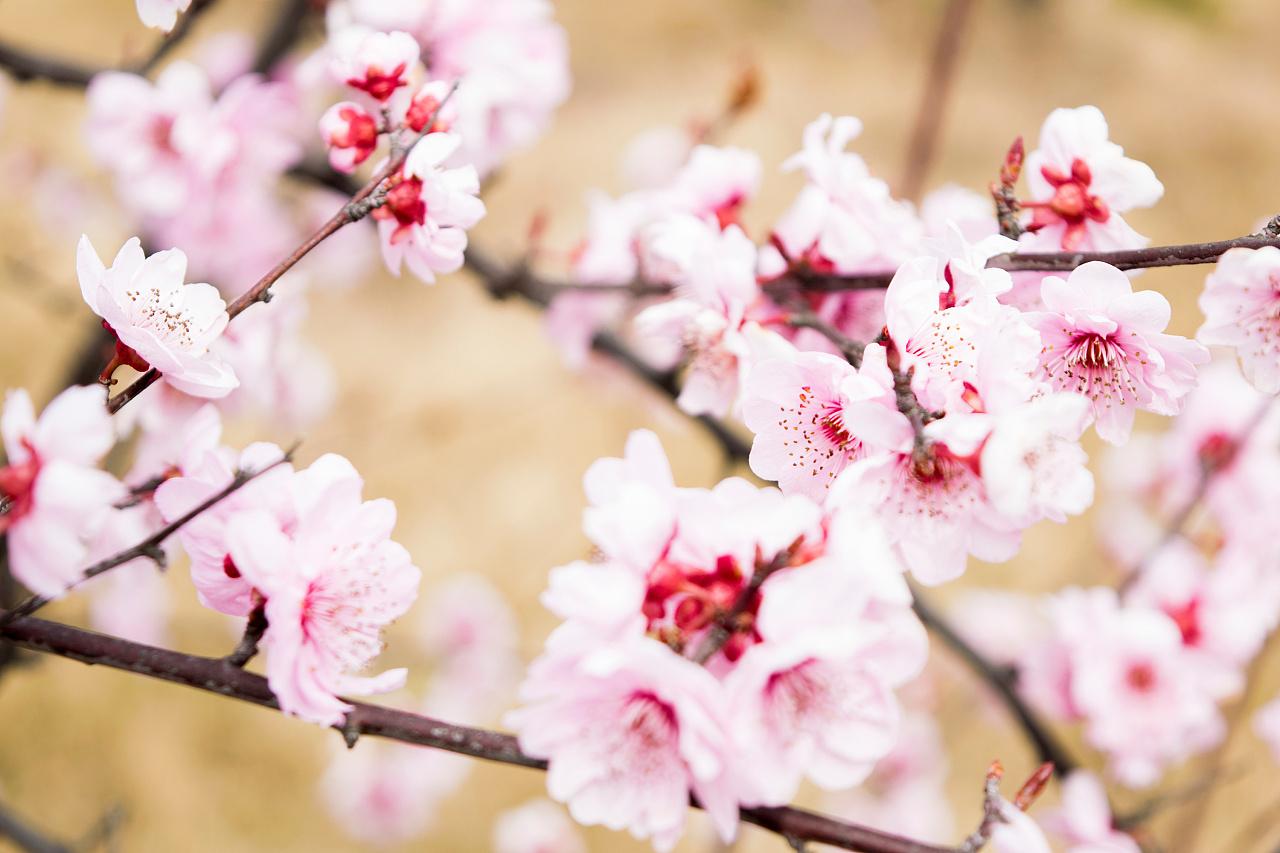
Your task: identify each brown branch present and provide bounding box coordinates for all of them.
[0,615,969,853]
[897,0,977,203]
[251,0,315,75]
[911,587,1079,776]
[0,0,218,87]
[225,601,267,668]
[0,797,71,853]
[105,85,459,415]
[0,445,296,626]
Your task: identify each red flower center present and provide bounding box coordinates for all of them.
[347,63,409,102]
[1023,157,1111,251]
[0,440,40,531]
[1125,662,1157,692]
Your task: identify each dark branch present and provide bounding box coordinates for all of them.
[0,0,218,87]
[0,798,71,853]
[0,615,965,853]
[910,587,1079,775]
[251,0,315,75]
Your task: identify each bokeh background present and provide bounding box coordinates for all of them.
[0,0,1278,850]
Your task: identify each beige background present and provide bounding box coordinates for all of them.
[0,0,1278,850]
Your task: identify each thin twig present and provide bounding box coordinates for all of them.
[692,544,797,664]
[0,615,963,853]
[911,586,1079,775]
[898,0,977,203]
[104,85,460,415]
[251,0,314,75]
[0,0,218,87]
[0,798,71,853]
[0,445,296,626]
[225,602,267,668]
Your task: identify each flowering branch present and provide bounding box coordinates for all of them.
[104,86,460,414]
[692,541,799,664]
[0,444,296,627]
[0,614,972,853]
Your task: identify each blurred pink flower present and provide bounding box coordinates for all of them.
[492,799,587,853]
[1,386,122,597]
[1198,245,1280,394]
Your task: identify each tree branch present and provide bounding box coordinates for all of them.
[910,587,1079,776]
[105,86,459,415]
[0,615,970,853]
[897,0,977,203]
[0,0,218,87]
[251,0,315,76]
[0,444,296,627]
[0,798,71,853]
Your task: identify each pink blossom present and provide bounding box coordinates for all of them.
[663,145,760,227]
[509,637,739,851]
[153,442,295,615]
[622,126,695,190]
[1198,246,1280,394]
[319,101,380,174]
[493,799,587,853]
[224,459,420,725]
[0,386,123,597]
[989,798,1052,853]
[635,217,781,416]
[920,184,998,242]
[135,0,192,31]
[330,30,421,101]
[78,235,238,399]
[725,559,925,805]
[742,342,910,500]
[1126,539,1273,696]
[1022,106,1162,252]
[1043,772,1141,853]
[773,114,922,274]
[979,392,1095,524]
[1029,261,1208,444]
[828,444,1022,586]
[1061,588,1223,786]
[1254,696,1280,764]
[374,132,485,283]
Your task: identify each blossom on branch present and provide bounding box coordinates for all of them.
[77,235,238,398]
[320,102,380,174]
[0,386,123,597]
[374,132,485,283]
[329,30,422,102]
[1029,261,1208,444]
[224,454,421,725]
[1198,245,1280,394]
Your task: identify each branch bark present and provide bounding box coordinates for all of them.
[0,614,966,853]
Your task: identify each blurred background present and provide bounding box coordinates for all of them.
[1,0,1279,849]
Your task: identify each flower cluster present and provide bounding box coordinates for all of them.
[509,430,927,849]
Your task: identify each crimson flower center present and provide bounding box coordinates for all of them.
[0,445,39,530]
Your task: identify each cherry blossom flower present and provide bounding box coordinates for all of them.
[330,30,421,102]
[1043,772,1141,853]
[319,101,380,174]
[493,799,587,853]
[1198,245,1280,394]
[725,558,925,805]
[0,386,123,597]
[224,460,421,725]
[84,504,172,647]
[1022,106,1163,252]
[635,216,784,416]
[78,235,238,398]
[374,132,485,283]
[773,114,922,274]
[1029,261,1208,444]
[979,392,1095,524]
[509,636,739,851]
[1048,588,1223,786]
[329,0,570,176]
[742,342,910,500]
[989,798,1052,853]
[135,0,192,32]
[828,441,1022,586]
[153,442,296,616]
[662,145,760,227]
